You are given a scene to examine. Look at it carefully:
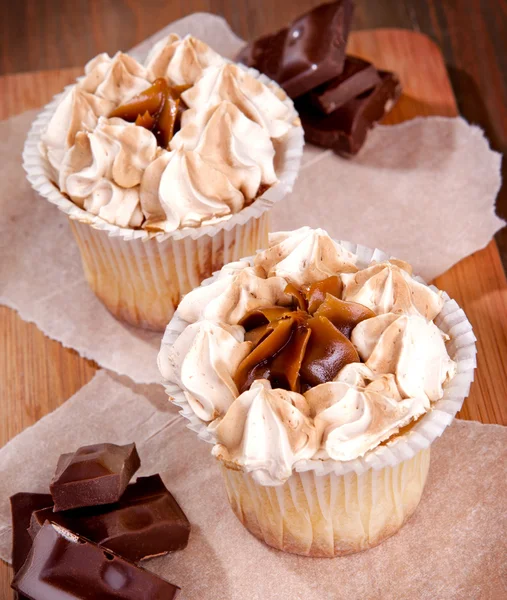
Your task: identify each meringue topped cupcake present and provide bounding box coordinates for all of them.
[158,227,475,556]
[27,34,303,330]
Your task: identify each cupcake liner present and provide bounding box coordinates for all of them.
[69,214,269,330]
[160,241,477,472]
[22,63,304,329]
[220,447,431,557]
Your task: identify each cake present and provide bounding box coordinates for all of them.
[158,227,476,556]
[24,34,303,330]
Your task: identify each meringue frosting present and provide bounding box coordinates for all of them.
[341,260,444,319]
[171,101,278,200]
[177,262,290,325]
[40,35,295,230]
[80,52,151,104]
[159,228,458,485]
[181,63,293,139]
[305,379,428,462]
[352,313,456,402]
[145,34,224,86]
[212,380,318,485]
[254,227,358,286]
[40,87,114,178]
[60,117,158,227]
[158,320,251,422]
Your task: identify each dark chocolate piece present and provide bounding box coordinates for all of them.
[50,442,140,512]
[237,0,354,98]
[296,70,402,155]
[10,493,53,600]
[30,475,190,561]
[310,56,381,114]
[12,522,180,600]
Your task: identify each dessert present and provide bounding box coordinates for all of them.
[238,1,402,155]
[10,444,190,595]
[30,475,191,561]
[310,56,381,113]
[295,71,402,155]
[50,442,141,511]
[25,33,303,330]
[237,0,354,98]
[12,523,180,599]
[10,493,53,600]
[158,227,475,557]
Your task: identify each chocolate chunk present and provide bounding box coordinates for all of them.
[10,493,53,600]
[30,475,190,562]
[237,0,354,98]
[310,56,381,114]
[296,70,402,155]
[50,443,141,512]
[12,522,180,600]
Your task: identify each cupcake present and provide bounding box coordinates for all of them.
[158,227,476,557]
[24,34,303,331]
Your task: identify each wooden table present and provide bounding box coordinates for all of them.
[1,6,507,598]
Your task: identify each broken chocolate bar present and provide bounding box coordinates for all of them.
[237,0,354,98]
[30,474,190,562]
[10,493,53,600]
[50,442,141,512]
[310,56,381,114]
[12,522,180,599]
[296,70,402,155]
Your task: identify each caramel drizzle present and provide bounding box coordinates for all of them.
[235,276,375,394]
[109,78,190,148]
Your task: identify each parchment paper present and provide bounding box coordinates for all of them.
[0,371,505,600]
[0,13,504,386]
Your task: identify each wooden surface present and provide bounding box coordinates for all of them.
[1,26,507,597]
[2,0,506,266]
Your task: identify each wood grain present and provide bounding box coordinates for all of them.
[2,0,505,266]
[1,27,506,597]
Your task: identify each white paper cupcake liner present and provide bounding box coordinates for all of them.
[220,446,431,556]
[160,241,477,475]
[69,214,269,330]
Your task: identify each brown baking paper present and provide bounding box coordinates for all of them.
[0,371,506,599]
[0,14,503,384]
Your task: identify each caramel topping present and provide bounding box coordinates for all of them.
[313,293,375,338]
[109,78,189,147]
[235,276,374,394]
[303,275,343,313]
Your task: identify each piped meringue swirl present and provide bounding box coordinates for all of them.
[352,313,456,402]
[40,87,114,178]
[177,262,291,325]
[158,320,251,422]
[341,260,444,319]
[171,100,278,200]
[304,379,428,462]
[181,63,293,139]
[60,117,158,227]
[145,34,225,86]
[80,52,151,104]
[212,380,318,485]
[254,227,358,286]
[139,148,245,232]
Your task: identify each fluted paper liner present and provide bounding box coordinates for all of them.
[160,240,477,475]
[22,64,304,329]
[220,448,430,556]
